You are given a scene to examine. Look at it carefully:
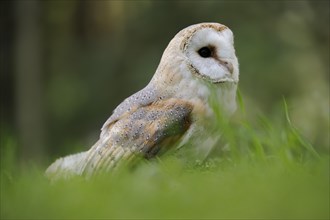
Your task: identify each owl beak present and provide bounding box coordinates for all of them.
[218,59,234,74]
[224,61,234,74]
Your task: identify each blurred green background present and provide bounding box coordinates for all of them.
[1,0,329,164]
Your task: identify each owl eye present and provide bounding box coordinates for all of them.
[198,47,212,58]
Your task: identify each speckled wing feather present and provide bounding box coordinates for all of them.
[46,98,193,179]
[100,84,158,138]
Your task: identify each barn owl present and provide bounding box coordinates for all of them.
[46,22,239,179]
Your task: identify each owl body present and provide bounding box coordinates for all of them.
[46,23,239,179]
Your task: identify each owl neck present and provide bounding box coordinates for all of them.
[150,61,238,118]
[170,74,237,119]
[207,82,238,118]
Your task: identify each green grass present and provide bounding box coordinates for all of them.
[1,100,329,219]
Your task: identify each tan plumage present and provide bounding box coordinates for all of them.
[46,22,239,180]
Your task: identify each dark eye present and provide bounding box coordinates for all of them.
[198,47,212,58]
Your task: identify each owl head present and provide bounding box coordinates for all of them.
[153,23,239,87]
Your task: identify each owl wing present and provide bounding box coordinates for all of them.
[82,98,193,176]
[100,84,159,138]
[46,98,193,179]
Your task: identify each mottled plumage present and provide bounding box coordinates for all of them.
[46,22,239,180]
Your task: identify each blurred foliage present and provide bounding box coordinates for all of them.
[1,157,328,219]
[1,1,329,162]
[1,104,329,218]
